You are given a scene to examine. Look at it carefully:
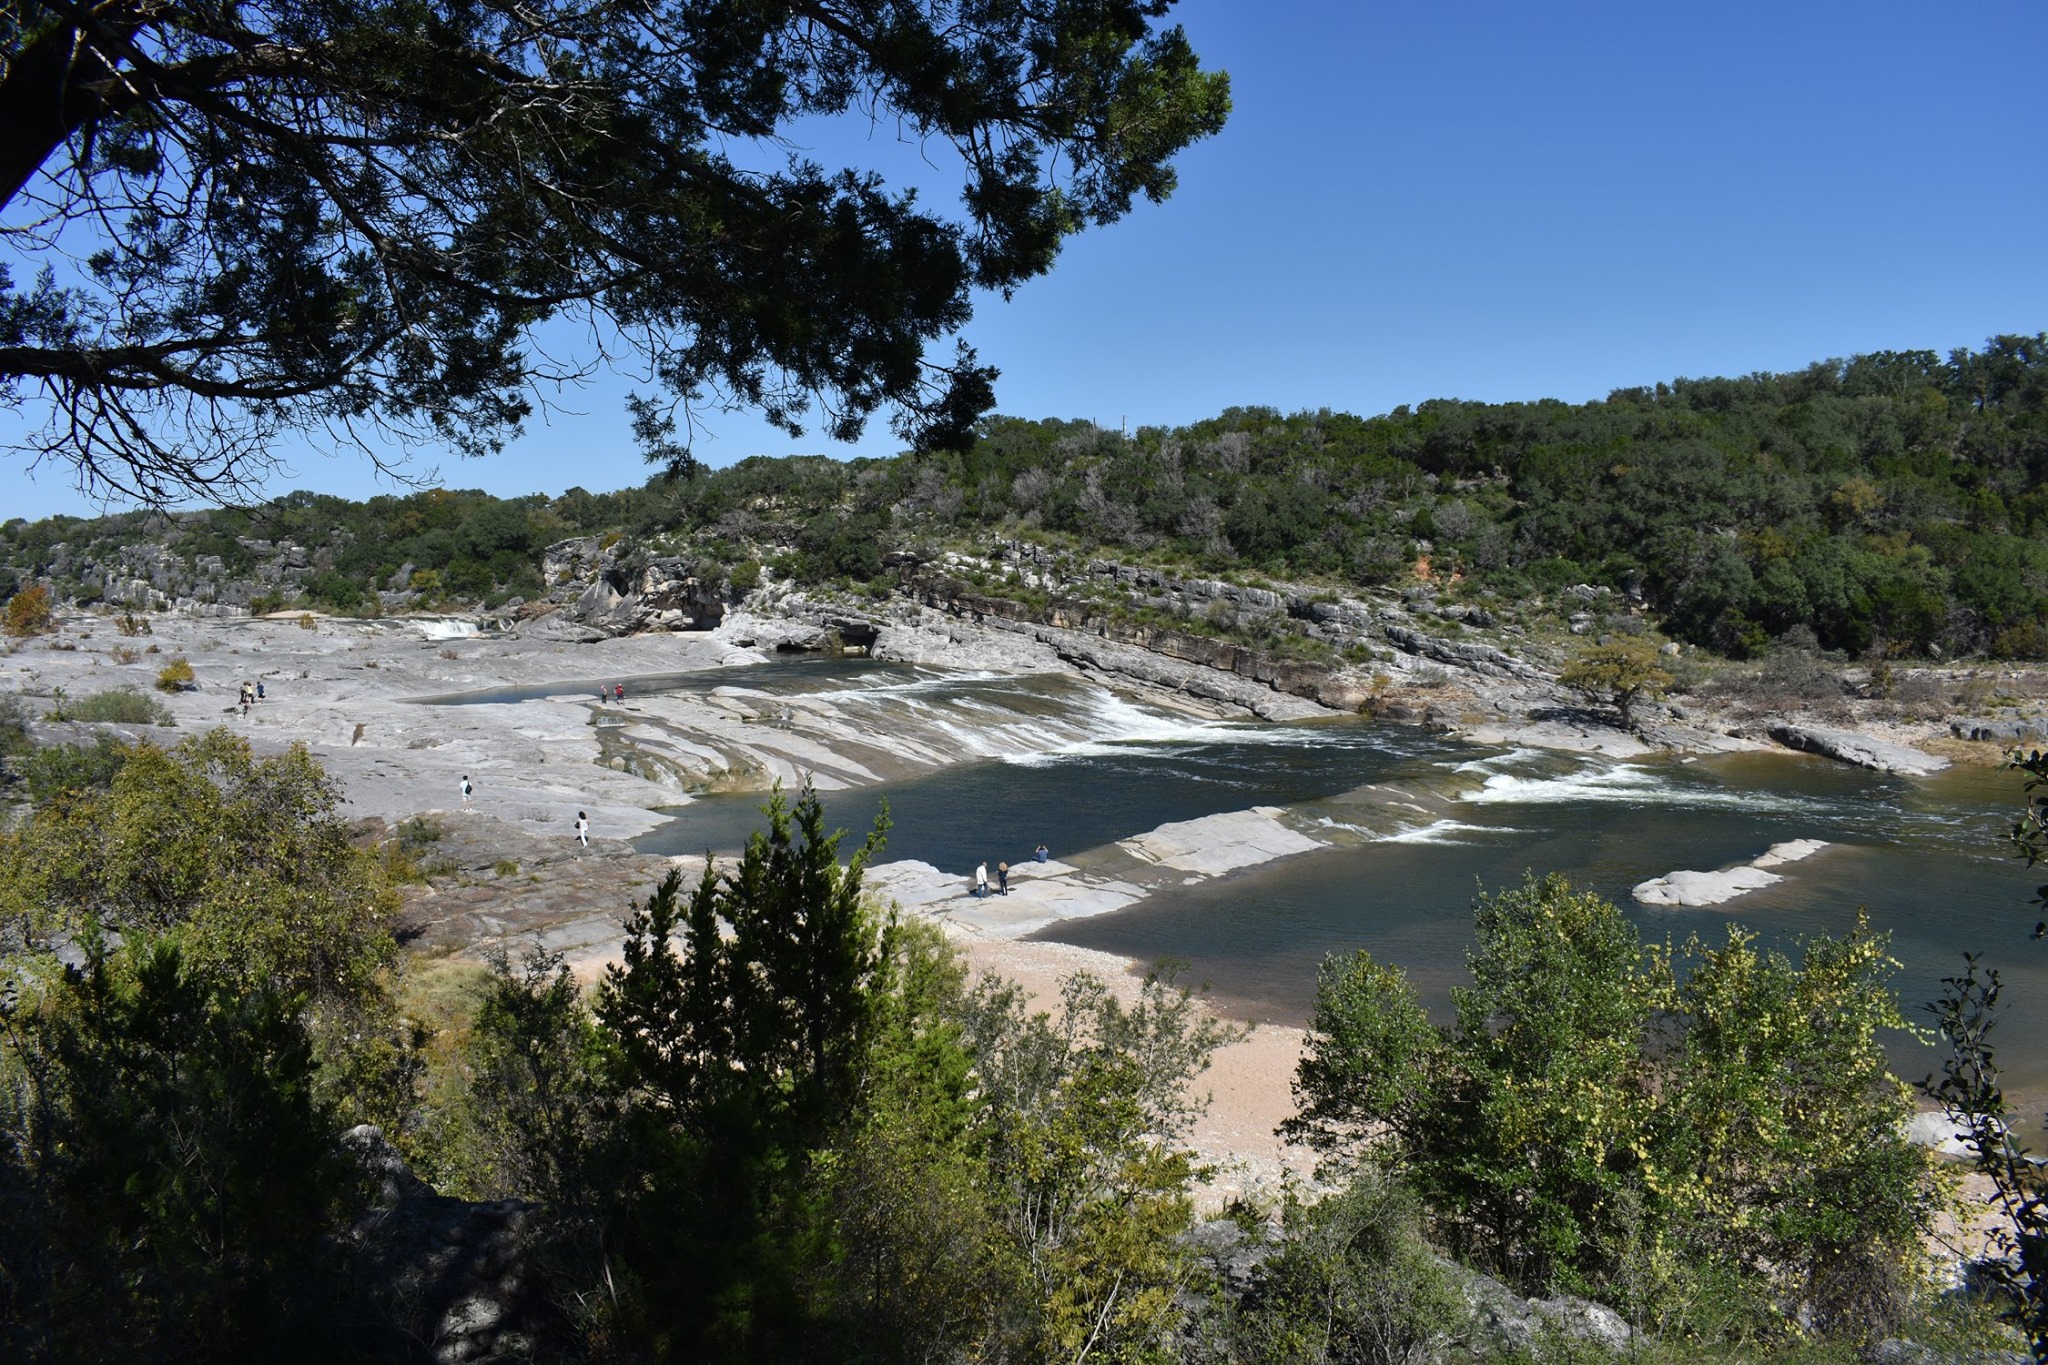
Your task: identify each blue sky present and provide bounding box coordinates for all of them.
[7,0,2045,520]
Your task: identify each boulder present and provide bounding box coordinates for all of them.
[1383,623,1541,679]
[1768,723,1949,776]
[1633,839,1828,906]
[537,537,726,636]
[1460,1267,1633,1355]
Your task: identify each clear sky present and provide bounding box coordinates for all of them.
[6,0,2045,521]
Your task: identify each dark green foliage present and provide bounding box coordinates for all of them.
[600,787,890,1158]
[300,571,364,614]
[591,787,910,1355]
[448,947,616,1211]
[0,940,345,1362]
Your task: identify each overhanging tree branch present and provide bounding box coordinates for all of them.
[1,0,1229,504]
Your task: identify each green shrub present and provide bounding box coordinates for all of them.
[303,571,365,613]
[1221,1173,1470,1364]
[1288,874,1933,1336]
[154,658,195,692]
[1992,619,2048,660]
[60,688,172,725]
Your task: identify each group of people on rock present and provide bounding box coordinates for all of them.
[237,679,265,714]
[597,682,626,703]
[973,844,1050,898]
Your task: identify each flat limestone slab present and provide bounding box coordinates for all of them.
[866,857,1150,939]
[1632,866,1781,906]
[1633,838,1830,907]
[1753,838,1828,867]
[1118,806,1323,876]
[1769,723,1949,776]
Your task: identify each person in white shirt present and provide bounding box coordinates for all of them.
[974,862,989,898]
[575,811,589,847]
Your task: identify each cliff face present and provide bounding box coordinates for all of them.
[14,528,336,616]
[538,536,727,634]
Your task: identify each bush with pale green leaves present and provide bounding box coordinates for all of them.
[1288,872,1935,1342]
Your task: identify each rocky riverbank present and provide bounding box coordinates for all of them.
[4,587,2034,1212]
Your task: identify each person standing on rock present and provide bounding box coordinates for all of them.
[255,679,265,702]
[997,861,1010,895]
[461,775,474,810]
[615,683,625,703]
[575,811,589,847]
[974,861,989,898]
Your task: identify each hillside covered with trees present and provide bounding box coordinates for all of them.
[4,336,2044,663]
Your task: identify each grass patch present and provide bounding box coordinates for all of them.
[383,814,449,882]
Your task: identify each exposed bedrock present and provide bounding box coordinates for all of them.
[531,537,1553,719]
[898,572,1537,718]
[1768,722,1951,776]
[336,1125,570,1362]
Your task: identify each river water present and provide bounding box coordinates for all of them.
[429,661,2048,1111]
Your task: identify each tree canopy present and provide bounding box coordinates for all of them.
[0,0,1228,503]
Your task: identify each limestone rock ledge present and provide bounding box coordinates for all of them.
[1633,839,1830,907]
[1768,722,1949,776]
